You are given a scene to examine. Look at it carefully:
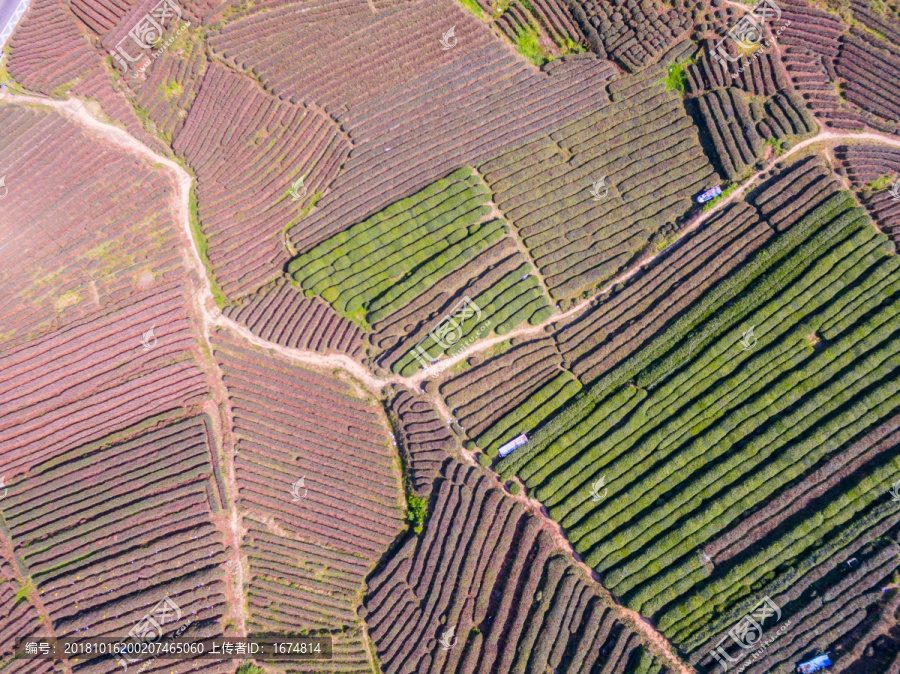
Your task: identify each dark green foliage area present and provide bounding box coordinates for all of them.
[474,372,582,457]
[288,169,552,371]
[406,495,428,534]
[497,186,900,661]
[289,168,505,326]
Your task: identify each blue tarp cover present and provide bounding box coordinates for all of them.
[797,654,831,673]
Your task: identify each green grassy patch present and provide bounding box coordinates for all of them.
[765,136,785,156]
[168,22,206,54]
[654,236,677,252]
[236,662,266,674]
[664,60,691,95]
[701,182,738,212]
[406,495,427,534]
[14,579,35,603]
[457,0,485,18]
[161,79,184,99]
[514,22,551,66]
[0,52,18,91]
[188,182,228,307]
[50,79,78,99]
[301,191,323,218]
[559,37,587,55]
[221,0,256,19]
[869,174,895,191]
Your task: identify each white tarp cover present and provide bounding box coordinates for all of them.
[498,433,528,457]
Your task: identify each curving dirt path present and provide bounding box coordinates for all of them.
[1,92,259,635]
[211,310,408,392]
[16,88,898,394]
[10,89,900,673]
[516,489,693,673]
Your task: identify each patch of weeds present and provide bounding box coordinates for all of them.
[664,60,691,95]
[701,182,738,212]
[406,495,427,534]
[457,0,485,18]
[299,191,323,218]
[161,79,184,99]
[764,136,784,155]
[133,103,154,130]
[55,290,81,311]
[168,22,205,54]
[222,0,256,19]
[236,662,266,674]
[0,52,19,90]
[515,22,551,66]
[869,174,895,191]
[344,306,370,330]
[654,235,676,252]
[14,580,35,603]
[50,79,78,99]
[188,184,228,307]
[488,340,512,357]
[559,37,586,55]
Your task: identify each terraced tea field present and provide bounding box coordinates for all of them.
[212,331,404,671]
[364,460,674,673]
[175,63,353,300]
[289,167,555,374]
[2,0,900,670]
[495,180,900,671]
